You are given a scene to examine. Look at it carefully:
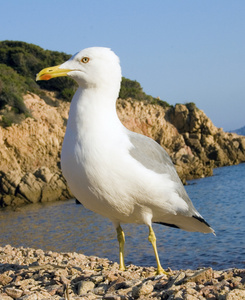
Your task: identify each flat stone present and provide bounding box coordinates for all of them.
[5,287,23,299]
[77,280,95,295]
[103,294,121,300]
[184,268,213,284]
[185,294,200,300]
[19,294,38,300]
[0,295,14,300]
[132,282,154,298]
[0,274,13,286]
[93,284,108,295]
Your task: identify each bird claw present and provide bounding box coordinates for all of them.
[156,267,169,276]
[119,264,127,271]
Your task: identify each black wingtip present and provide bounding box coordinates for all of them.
[75,198,82,205]
[154,222,180,229]
[192,215,211,228]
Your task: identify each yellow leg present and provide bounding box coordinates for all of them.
[116,225,126,271]
[148,225,168,275]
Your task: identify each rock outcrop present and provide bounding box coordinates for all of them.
[0,92,72,208]
[0,167,71,208]
[1,93,245,208]
[117,99,245,181]
[167,103,245,168]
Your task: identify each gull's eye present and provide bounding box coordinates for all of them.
[81,57,90,63]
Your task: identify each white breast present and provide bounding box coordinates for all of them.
[61,88,136,221]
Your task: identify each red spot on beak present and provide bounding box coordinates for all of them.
[41,74,52,80]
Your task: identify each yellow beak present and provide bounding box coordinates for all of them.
[36,65,72,81]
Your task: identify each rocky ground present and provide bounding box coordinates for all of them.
[0,245,244,299]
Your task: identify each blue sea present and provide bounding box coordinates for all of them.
[0,163,244,270]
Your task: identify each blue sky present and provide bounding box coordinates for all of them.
[1,0,244,131]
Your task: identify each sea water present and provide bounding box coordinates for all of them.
[0,163,244,270]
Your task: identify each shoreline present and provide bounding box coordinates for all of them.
[0,245,244,299]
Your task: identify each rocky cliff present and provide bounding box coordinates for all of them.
[1,93,245,208]
[117,99,245,180]
[0,92,71,208]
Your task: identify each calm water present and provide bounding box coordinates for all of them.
[0,164,244,270]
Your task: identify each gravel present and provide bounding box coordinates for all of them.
[0,245,244,299]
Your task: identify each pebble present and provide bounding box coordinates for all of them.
[5,287,23,298]
[0,274,12,286]
[19,294,38,300]
[0,245,244,299]
[132,282,154,298]
[77,280,95,295]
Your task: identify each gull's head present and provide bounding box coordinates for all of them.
[36,47,122,90]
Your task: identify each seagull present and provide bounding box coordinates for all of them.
[36,47,214,274]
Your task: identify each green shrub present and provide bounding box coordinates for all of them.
[119,77,146,100]
[119,77,171,108]
[0,40,172,127]
[0,40,78,126]
[185,102,198,111]
[59,87,77,102]
[0,110,26,127]
[0,64,28,113]
[0,40,76,96]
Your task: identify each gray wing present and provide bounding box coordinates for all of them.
[128,131,194,207]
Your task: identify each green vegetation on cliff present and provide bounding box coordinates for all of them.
[0,40,76,100]
[0,40,169,127]
[0,41,76,126]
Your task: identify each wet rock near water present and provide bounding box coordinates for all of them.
[0,245,244,299]
[0,167,72,208]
